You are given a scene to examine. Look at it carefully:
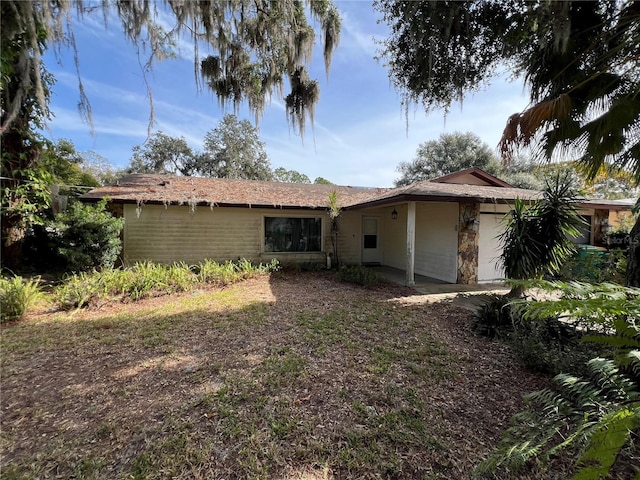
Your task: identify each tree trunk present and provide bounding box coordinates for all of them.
[626,216,640,287]
[1,216,25,272]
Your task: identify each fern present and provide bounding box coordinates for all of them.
[476,353,640,478]
[476,281,640,479]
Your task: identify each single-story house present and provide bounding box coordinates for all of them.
[80,168,633,286]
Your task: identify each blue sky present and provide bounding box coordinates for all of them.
[43,1,531,187]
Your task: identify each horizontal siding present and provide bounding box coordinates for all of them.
[330,211,362,265]
[123,204,334,265]
[382,205,407,269]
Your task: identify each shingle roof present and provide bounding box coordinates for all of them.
[80,174,389,209]
[80,173,635,211]
[348,179,543,209]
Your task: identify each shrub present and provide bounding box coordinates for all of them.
[55,271,103,310]
[0,275,42,321]
[336,265,384,287]
[508,315,605,377]
[471,295,514,338]
[555,247,626,284]
[498,176,584,296]
[49,199,124,272]
[476,353,640,479]
[55,259,279,310]
[477,281,640,479]
[194,258,279,285]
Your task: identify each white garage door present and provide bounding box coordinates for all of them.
[478,214,505,282]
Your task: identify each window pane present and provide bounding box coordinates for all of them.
[265,217,322,252]
[364,234,377,249]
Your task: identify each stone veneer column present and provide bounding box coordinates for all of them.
[457,202,480,284]
[592,209,610,247]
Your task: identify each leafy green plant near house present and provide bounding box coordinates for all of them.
[336,265,384,287]
[0,275,42,322]
[47,199,125,272]
[499,175,585,296]
[476,280,640,479]
[471,295,514,338]
[327,190,341,267]
[555,248,627,284]
[55,259,279,310]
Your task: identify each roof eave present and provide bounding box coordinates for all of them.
[80,196,331,211]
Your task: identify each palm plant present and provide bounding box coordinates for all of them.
[499,175,585,296]
[327,190,341,267]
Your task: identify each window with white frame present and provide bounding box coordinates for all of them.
[264,217,322,252]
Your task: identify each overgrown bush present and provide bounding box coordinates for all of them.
[498,176,584,296]
[48,199,124,272]
[555,247,627,284]
[280,261,327,272]
[508,315,605,377]
[336,265,384,287]
[477,281,640,479]
[55,258,279,310]
[471,295,514,338]
[0,276,41,322]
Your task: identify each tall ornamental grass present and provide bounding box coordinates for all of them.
[0,276,42,322]
[55,259,279,310]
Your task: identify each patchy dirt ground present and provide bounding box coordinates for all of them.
[1,272,549,479]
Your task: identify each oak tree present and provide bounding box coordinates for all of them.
[376,0,640,285]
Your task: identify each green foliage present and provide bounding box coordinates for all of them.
[200,115,273,180]
[48,200,124,272]
[128,132,196,176]
[499,176,585,285]
[55,259,279,310]
[510,280,639,331]
[273,167,311,184]
[3,1,340,139]
[478,280,640,478]
[375,1,640,178]
[556,247,627,284]
[336,265,384,288]
[40,139,100,195]
[313,176,334,185]
[0,275,41,322]
[327,190,342,266]
[394,131,496,186]
[471,295,514,338]
[476,354,640,479]
[193,258,279,285]
[1,165,53,229]
[508,315,605,378]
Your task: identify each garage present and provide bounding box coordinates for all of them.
[478,213,505,282]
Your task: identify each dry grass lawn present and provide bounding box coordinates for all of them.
[1,271,548,479]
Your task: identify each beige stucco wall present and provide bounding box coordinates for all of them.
[122,203,345,266]
[382,205,407,269]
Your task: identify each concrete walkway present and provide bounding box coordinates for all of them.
[371,266,510,312]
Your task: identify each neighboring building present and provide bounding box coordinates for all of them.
[80,168,633,286]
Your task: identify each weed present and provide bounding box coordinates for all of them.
[336,265,384,287]
[472,295,514,338]
[54,258,278,310]
[0,275,42,322]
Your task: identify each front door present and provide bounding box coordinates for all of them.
[362,216,381,264]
